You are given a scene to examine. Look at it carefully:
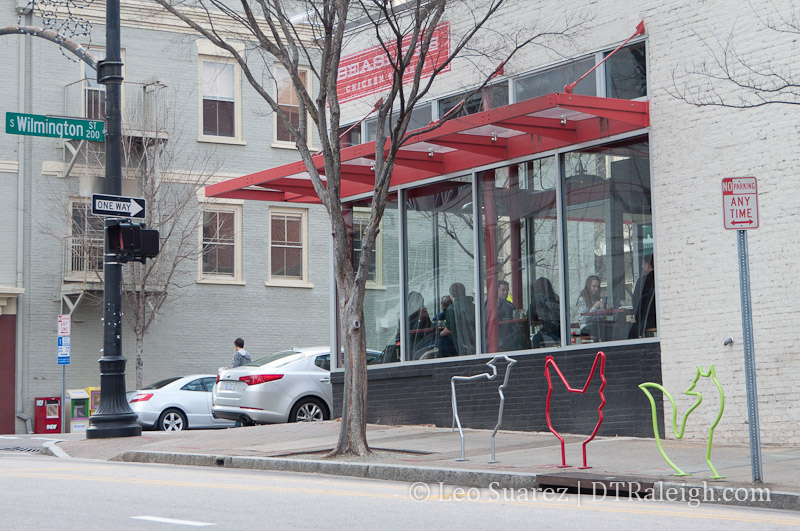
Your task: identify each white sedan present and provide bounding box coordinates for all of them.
[212,346,336,425]
[128,375,236,431]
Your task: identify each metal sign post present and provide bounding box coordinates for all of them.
[723,177,763,483]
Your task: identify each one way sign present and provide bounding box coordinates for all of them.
[91,193,146,219]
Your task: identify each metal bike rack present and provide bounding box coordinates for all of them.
[450,355,517,463]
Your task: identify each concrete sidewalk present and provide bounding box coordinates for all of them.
[50,422,800,511]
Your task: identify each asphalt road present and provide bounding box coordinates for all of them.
[1,452,799,530]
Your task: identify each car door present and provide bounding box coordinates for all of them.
[178,377,215,428]
[311,353,333,406]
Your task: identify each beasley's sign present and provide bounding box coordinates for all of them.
[337,22,451,103]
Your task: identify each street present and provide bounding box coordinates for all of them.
[1,452,798,529]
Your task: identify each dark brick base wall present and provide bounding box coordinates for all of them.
[332,342,664,438]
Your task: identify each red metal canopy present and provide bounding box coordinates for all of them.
[205,92,649,204]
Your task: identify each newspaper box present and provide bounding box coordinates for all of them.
[66,389,90,433]
[34,397,61,434]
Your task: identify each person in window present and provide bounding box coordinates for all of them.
[494,280,517,352]
[440,282,476,356]
[576,275,604,339]
[629,254,656,338]
[433,295,456,357]
[395,291,433,360]
[530,277,561,348]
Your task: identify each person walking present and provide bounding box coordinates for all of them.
[232,337,251,367]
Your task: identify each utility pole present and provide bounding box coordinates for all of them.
[86,0,141,438]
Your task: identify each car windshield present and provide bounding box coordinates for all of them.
[245,350,301,367]
[142,376,182,389]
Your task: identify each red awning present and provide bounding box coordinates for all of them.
[205,92,649,203]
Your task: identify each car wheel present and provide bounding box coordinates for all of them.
[289,398,327,422]
[158,408,187,431]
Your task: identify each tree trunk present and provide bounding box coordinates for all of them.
[135,334,144,390]
[329,297,370,456]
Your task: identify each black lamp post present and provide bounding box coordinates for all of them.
[86,0,141,439]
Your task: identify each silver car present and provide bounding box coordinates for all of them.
[212,347,335,425]
[128,375,236,431]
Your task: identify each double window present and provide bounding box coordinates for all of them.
[267,208,310,286]
[274,65,309,146]
[199,55,243,143]
[199,204,243,284]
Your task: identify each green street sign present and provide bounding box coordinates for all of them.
[5,112,104,142]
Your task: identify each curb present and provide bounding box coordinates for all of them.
[112,450,800,511]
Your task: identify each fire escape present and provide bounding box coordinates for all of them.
[60,78,168,314]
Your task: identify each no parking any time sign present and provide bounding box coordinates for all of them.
[722,177,759,230]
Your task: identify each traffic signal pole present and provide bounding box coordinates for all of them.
[86,0,141,438]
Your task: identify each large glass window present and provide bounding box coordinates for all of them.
[438,83,508,119]
[345,196,400,364]
[515,57,596,101]
[365,103,432,143]
[405,177,476,360]
[563,137,653,343]
[478,157,561,353]
[605,42,647,100]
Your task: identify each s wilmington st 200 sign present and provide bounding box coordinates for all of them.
[6,112,104,142]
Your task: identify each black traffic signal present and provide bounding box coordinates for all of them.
[107,222,160,263]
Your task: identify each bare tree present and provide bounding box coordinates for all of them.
[153,0,581,456]
[671,2,800,108]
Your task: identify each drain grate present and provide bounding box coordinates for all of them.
[0,447,42,453]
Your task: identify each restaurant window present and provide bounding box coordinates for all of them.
[267,208,309,285]
[69,200,104,277]
[515,57,596,102]
[563,137,654,344]
[274,65,309,145]
[351,207,381,286]
[365,103,432,142]
[404,177,475,361]
[200,58,239,140]
[438,83,507,119]
[199,205,242,283]
[478,157,561,353]
[339,123,362,148]
[605,42,647,99]
[345,196,400,364]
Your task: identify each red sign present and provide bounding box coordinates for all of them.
[722,177,759,230]
[337,22,451,104]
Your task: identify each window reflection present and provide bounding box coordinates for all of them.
[563,138,653,344]
[405,177,476,360]
[345,195,400,364]
[478,157,561,354]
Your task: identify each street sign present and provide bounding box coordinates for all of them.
[6,112,104,142]
[57,336,71,365]
[91,193,146,219]
[722,177,759,230]
[58,314,71,337]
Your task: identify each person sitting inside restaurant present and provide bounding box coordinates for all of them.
[441,282,476,356]
[494,280,517,351]
[576,274,605,339]
[433,295,456,356]
[629,254,656,338]
[530,277,560,348]
[395,291,434,360]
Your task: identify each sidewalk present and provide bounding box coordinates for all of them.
[51,422,800,511]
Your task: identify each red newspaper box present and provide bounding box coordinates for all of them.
[34,397,62,434]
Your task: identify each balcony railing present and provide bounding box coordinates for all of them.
[64,79,168,138]
[63,235,104,283]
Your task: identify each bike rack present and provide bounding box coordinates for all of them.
[451,355,517,463]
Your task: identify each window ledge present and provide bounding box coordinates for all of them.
[198,135,246,146]
[264,279,314,289]
[197,278,246,286]
[270,142,317,151]
[366,283,387,291]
